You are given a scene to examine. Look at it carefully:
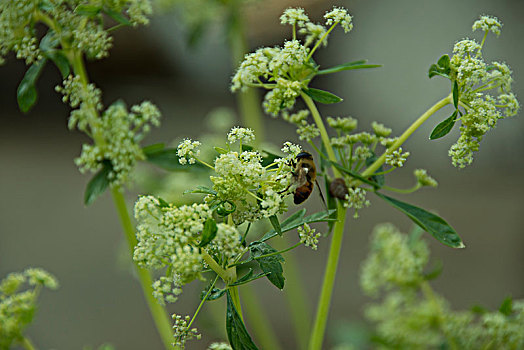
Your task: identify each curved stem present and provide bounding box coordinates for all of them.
[362,94,452,178]
[308,202,347,350]
[110,187,174,349]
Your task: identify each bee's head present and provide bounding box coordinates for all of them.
[296,152,313,161]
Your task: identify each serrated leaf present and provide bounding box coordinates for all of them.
[17,59,47,113]
[228,269,270,287]
[250,242,285,289]
[499,296,513,316]
[226,291,259,350]
[202,288,226,301]
[198,218,217,247]
[437,54,450,70]
[429,111,457,140]
[330,161,381,189]
[317,59,382,75]
[75,4,102,16]
[375,192,464,248]
[102,7,131,26]
[303,88,343,104]
[84,161,112,206]
[268,215,282,236]
[453,80,459,108]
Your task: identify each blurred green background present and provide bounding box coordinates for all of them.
[1,0,523,349]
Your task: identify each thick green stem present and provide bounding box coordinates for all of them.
[111,187,174,349]
[362,94,452,178]
[308,203,347,350]
[302,93,349,350]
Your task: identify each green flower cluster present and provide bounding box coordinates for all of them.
[231,6,353,116]
[0,268,58,349]
[0,0,152,65]
[446,15,519,167]
[58,76,162,186]
[134,128,296,304]
[361,224,524,349]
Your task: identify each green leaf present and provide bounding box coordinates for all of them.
[499,296,513,316]
[453,80,459,109]
[214,146,228,154]
[202,288,226,301]
[249,242,285,290]
[46,51,70,78]
[429,111,457,140]
[268,215,282,236]
[242,145,281,167]
[303,88,343,104]
[228,269,270,287]
[437,54,450,70]
[317,59,382,75]
[157,197,170,208]
[226,291,259,350]
[183,185,217,196]
[375,192,464,248]
[428,64,450,79]
[330,161,381,189]
[17,59,47,113]
[198,218,217,247]
[75,4,102,17]
[102,7,131,26]
[84,161,112,206]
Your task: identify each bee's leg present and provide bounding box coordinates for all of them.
[315,179,329,212]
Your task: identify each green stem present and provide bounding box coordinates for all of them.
[241,284,283,350]
[111,187,174,349]
[228,1,264,143]
[308,203,347,350]
[228,285,243,322]
[362,94,452,178]
[20,337,36,350]
[187,275,219,330]
[302,93,349,350]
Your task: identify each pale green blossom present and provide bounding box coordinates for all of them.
[414,169,438,187]
[298,223,321,250]
[385,147,410,168]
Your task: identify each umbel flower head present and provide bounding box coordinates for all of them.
[231,6,353,116]
[436,15,519,168]
[133,128,298,303]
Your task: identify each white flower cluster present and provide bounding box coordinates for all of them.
[298,223,321,250]
[447,15,519,168]
[227,126,255,144]
[0,0,153,65]
[206,224,244,266]
[385,147,410,168]
[324,6,353,33]
[134,196,211,283]
[208,342,232,350]
[172,314,201,349]
[177,139,202,165]
[73,100,161,186]
[327,116,358,133]
[343,187,370,218]
[231,6,354,116]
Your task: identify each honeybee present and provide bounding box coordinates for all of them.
[291,152,317,204]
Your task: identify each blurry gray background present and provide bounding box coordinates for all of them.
[1,0,523,349]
